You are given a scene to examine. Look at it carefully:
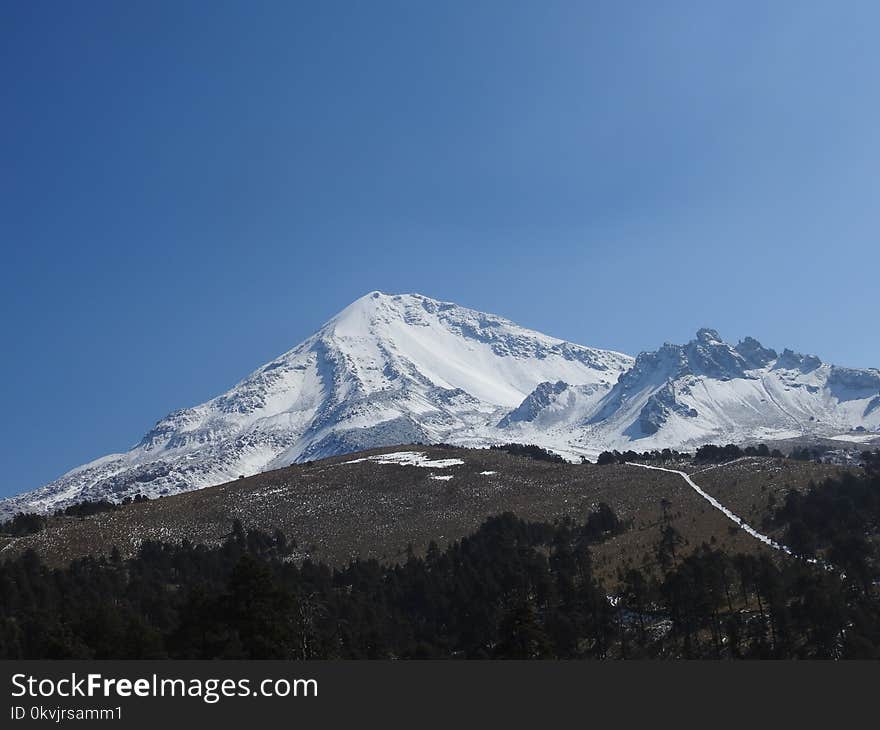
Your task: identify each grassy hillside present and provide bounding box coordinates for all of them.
[0,446,853,581]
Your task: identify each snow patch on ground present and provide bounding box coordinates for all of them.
[828,433,880,443]
[340,451,465,469]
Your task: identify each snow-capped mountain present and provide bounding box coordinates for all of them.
[514,327,880,454]
[3,294,878,518]
[0,292,631,516]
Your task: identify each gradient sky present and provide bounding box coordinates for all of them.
[2,1,879,496]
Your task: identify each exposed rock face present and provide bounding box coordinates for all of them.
[498,381,570,427]
[735,337,778,369]
[827,367,880,398]
[774,348,822,373]
[634,382,699,436]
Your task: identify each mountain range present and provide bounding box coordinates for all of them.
[3,291,878,517]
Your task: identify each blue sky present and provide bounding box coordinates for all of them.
[2,1,879,496]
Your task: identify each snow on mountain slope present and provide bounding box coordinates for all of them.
[571,329,880,454]
[0,292,632,516]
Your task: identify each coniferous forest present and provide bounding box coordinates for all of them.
[1,462,879,660]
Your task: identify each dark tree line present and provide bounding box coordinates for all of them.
[0,506,623,660]
[489,443,565,463]
[694,443,784,463]
[0,495,152,537]
[0,513,46,537]
[615,543,880,658]
[596,444,782,466]
[57,499,119,519]
[790,447,826,463]
[862,450,880,473]
[597,448,691,465]
[766,467,880,593]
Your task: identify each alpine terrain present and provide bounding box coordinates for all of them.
[2,292,878,517]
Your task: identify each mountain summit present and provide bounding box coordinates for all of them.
[0,292,631,515]
[2,297,878,517]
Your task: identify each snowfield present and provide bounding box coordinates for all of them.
[1,292,877,517]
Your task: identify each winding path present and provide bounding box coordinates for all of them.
[626,462,797,557]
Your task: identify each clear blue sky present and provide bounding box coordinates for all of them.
[2,1,879,496]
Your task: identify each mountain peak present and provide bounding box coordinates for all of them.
[773,348,823,373]
[327,289,407,319]
[325,291,465,333]
[734,336,778,369]
[695,327,723,345]
[1,293,636,516]
[622,329,748,384]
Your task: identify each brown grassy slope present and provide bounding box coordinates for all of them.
[0,447,843,578]
[684,457,853,542]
